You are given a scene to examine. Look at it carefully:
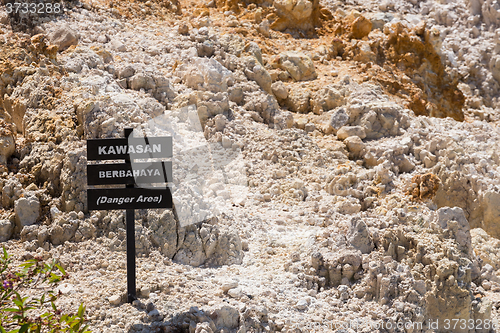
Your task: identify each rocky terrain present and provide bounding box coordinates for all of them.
[1,0,500,332]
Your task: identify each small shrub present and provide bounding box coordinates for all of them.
[0,246,91,332]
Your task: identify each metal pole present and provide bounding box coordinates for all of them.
[124,128,136,303]
[125,206,135,302]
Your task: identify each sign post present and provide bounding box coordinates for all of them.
[87,128,173,303]
[124,128,136,303]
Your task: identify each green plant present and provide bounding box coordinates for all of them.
[0,246,91,333]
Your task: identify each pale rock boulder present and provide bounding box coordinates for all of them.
[286,87,311,113]
[59,147,87,212]
[0,220,13,242]
[198,40,216,57]
[258,19,271,37]
[153,76,176,100]
[194,58,233,93]
[473,298,493,333]
[274,52,317,81]
[304,123,315,132]
[14,195,40,228]
[321,250,362,287]
[244,42,264,65]
[328,108,349,132]
[50,217,79,246]
[248,64,273,94]
[242,56,272,94]
[168,220,243,267]
[335,197,361,214]
[374,160,393,185]
[204,225,244,266]
[370,12,394,30]
[271,81,288,100]
[97,35,108,44]
[471,228,500,270]
[48,24,79,51]
[195,322,213,333]
[437,207,472,253]
[20,225,40,243]
[270,110,294,130]
[184,66,208,91]
[424,267,472,333]
[344,136,365,158]
[147,210,178,259]
[140,286,150,298]
[212,114,227,132]
[109,295,121,306]
[227,287,243,299]
[468,0,482,15]
[174,225,207,267]
[272,0,319,31]
[295,299,308,310]
[109,39,126,52]
[118,66,135,79]
[174,90,230,126]
[210,304,239,329]
[354,41,377,62]
[243,90,293,129]
[482,0,500,26]
[129,73,156,91]
[488,56,500,84]
[2,97,27,134]
[1,176,23,208]
[481,191,500,239]
[294,117,307,130]
[275,0,313,21]
[76,100,99,126]
[394,155,415,173]
[311,86,346,115]
[480,264,500,284]
[228,86,244,104]
[337,126,366,140]
[348,218,374,254]
[221,281,238,293]
[362,135,415,171]
[0,133,15,165]
[219,34,245,57]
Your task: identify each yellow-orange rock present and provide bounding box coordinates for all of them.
[351,16,372,39]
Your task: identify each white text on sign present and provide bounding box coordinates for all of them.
[97,195,163,205]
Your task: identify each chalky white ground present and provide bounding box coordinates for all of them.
[1,0,500,332]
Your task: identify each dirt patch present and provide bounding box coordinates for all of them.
[321,15,465,121]
[406,173,441,200]
[105,0,182,19]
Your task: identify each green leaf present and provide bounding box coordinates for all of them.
[12,297,23,308]
[19,324,29,333]
[51,302,57,312]
[0,325,6,333]
[55,264,66,276]
[77,304,85,318]
[48,273,61,284]
[2,246,8,260]
[20,260,36,267]
[3,307,22,312]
